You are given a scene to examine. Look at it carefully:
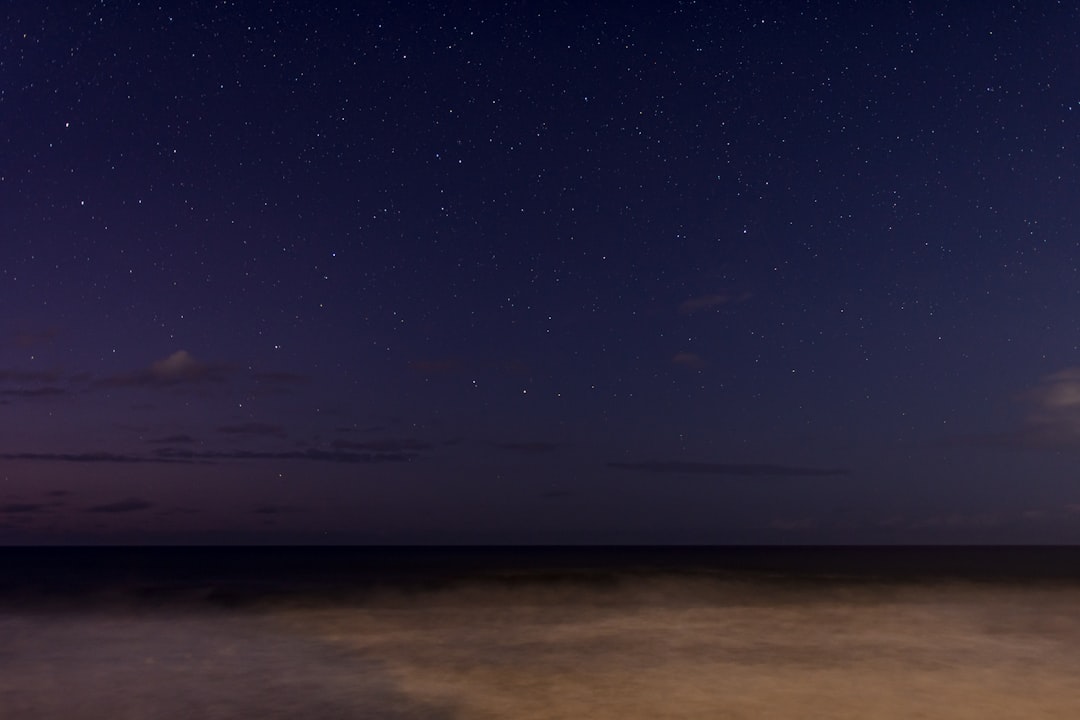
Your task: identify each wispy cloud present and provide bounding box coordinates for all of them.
[0,369,63,384]
[769,517,818,531]
[13,328,59,349]
[156,507,200,517]
[0,386,69,398]
[1015,368,1080,448]
[0,451,193,464]
[917,513,1003,529]
[332,438,431,453]
[609,460,849,477]
[495,441,559,454]
[0,369,70,402]
[1,444,420,465]
[671,352,706,369]
[254,504,303,515]
[252,371,306,386]
[967,368,1080,450]
[87,351,305,399]
[155,447,418,464]
[87,498,154,513]
[217,422,288,438]
[679,294,732,314]
[678,292,749,315]
[97,350,228,388]
[146,434,197,445]
[408,358,465,375]
[0,503,50,514]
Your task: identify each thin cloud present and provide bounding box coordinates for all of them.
[0,446,418,465]
[874,513,1009,531]
[87,498,154,513]
[679,294,733,314]
[500,359,532,377]
[1016,368,1080,448]
[969,368,1080,450]
[332,438,432,452]
[254,504,304,515]
[672,352,706,369]
[146,434,197,445]
[408,358,464,375]
[217,422,288,438]
[0,503,50,514]
[769,517,818,531]
[917,513,1003,529]
[151,351,213,382]
[13,328,59,349]
[249,370,308,397]
[252,371,307,386]
[155,447,418,464]
[0,370,71,402]
[0,451,193,464]
[92,353,302,397]
[609,460,849,477]
[0,386,69,398]
[97,350,229,388]
[495,441,559,454]
[0,369,63,384]
[156,507,201,517]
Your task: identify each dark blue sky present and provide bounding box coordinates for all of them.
[3,1,1079,543]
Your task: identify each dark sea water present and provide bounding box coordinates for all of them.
[3,546,1080,718]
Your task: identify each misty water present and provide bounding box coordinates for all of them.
[3,548,1080,718]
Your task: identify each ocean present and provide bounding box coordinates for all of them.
[2,546,1079,718]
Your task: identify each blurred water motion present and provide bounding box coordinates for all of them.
[3,548,1080,718]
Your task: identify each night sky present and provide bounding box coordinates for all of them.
[3,1,1079,544]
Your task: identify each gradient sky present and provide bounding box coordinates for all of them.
[3,1,1080,544]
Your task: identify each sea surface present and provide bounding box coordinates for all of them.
[2,546,1079,719]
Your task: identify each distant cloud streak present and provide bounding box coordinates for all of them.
[87,498,154,513]
[966,367,1080,450]
[13,328,59,349]
[0,369,63,384]
[0,386,69,398]
[331,438,431,453]
[0,368,70,403]
[609,460,849,477]
[96,350,228,388]
[252,371,307,386]
[1,445,419,465]
[495,441,559,454]
[678,292,749,315]
[155,447,417,464]
[0,503,50,514]
[217,422,287,438]
[146,434,197,445]
[407,358,464,375]
[671,352,706,369]
[254,504,303,515]
[0,451,192,464]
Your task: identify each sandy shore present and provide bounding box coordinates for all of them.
[6,577,1078,718]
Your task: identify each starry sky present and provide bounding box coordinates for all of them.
[2,1,1080,544]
